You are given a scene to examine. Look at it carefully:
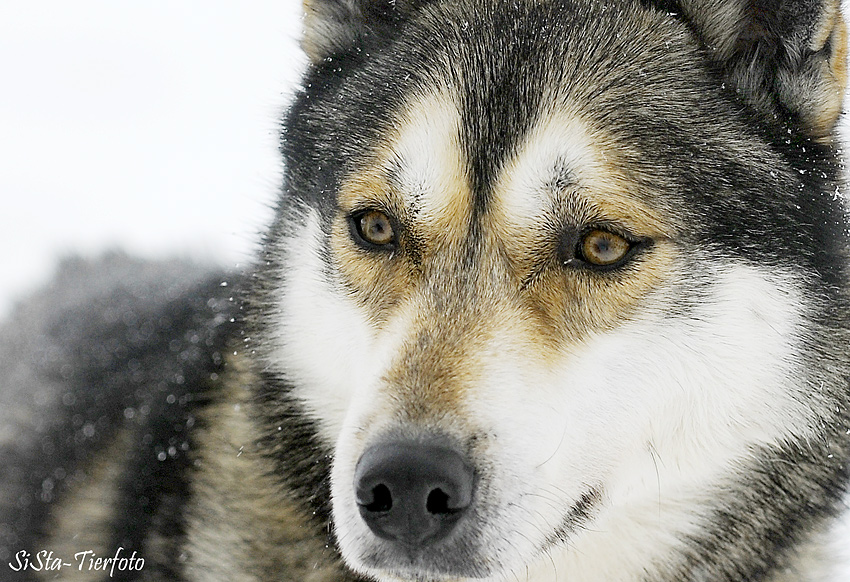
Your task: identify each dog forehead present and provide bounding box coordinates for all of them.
[332,1,699,222]
[353,88,671,241]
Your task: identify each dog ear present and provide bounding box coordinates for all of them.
[676,0,847,140]
[301,0,425,63]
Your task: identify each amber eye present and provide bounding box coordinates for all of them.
[353,209,396,247]
[578,229,633,267]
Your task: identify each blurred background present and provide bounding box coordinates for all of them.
[0,0,304,317]
[0,1,848,317]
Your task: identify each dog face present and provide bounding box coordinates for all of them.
[258,0,849,580]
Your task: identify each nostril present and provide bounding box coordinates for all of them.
[425,488,450,514]
[365,484,393,513]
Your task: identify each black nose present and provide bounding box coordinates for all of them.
[354,441,475,548]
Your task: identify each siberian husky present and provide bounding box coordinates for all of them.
[2,0,850,580]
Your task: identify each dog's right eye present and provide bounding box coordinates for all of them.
[350,209,397,248]
[579,229,632,267]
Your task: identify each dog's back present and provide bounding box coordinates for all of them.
[0,255,237,579]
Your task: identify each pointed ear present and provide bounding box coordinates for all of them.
[301,0,424,64]
[677,0,847,141]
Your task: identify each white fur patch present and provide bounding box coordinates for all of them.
[493,110,603,226]
[388,90,467,221]
[454,262,816,581]
[269,210,391,444]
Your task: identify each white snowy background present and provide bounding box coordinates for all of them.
[0,1,849,316]
[0,0,304,317]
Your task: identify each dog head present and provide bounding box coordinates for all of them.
[255,1,849,580]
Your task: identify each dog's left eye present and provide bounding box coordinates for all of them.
[579,229,631,266]
[565,228,641,269]
[351,209,397,248]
